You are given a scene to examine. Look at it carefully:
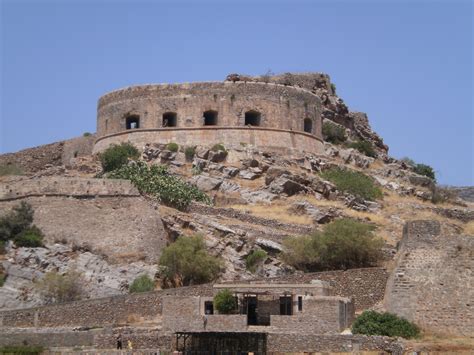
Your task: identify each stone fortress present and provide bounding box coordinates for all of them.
[93,73,330,154]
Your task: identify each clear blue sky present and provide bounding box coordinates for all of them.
[1,0,472,186]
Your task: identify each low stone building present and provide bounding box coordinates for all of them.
[162,281,354,353]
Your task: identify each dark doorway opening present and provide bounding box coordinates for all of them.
[246,296,258,325]
[280,296,292,315]
[204,301,214,315]
[245,110,261,126]
[203,110,218,126]
[162,112,177,127]
[304,118,313,133]
[126,115,140,129]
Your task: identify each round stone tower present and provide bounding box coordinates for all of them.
[93,78,325,154]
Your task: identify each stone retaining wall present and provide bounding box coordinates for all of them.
[385,220,474,336]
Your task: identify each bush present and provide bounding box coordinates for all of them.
[400,157,415,167]
[0,273,6,287]
[330,82,336,94]
[348,140,377,158]
[35,270,83,304]
[166,142,179,152]
[184,146,196,161]
[321,167,383,201]
[99,142,140,172]
[83,132,92,137]
[352,310,420,339]
[214,289,237,314]
[0,240,5,255]
[129,274,155,293]
[0,202,44,248]
[283,219,383,272]
[322,122,346,144]
[211,143,227,152]
[14,226,43,247]
[414,163,435,181]
[245,249,267,273]
[108,161,210,210]
[159,235,222,287]
[0,346,44,354]
[0,164,23,176]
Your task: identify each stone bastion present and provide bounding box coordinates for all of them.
[93,80,324,154]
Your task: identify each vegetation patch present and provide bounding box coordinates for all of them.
[159,235,222,287]
[348,140,377,158]
[321,167,382,201]
[35,270,83,304]
[214,288,237,314]
[83,132,92,137]
[414,163,436,181]
[0,164,23,176]
[211,143,227,153]
[352,310,420,339]
[0,346,44,354]
[245,249,267,273]
[0,273,6,287]
[322,121,346,144]
[99,142,140,173]
[129,274,155,293]
[108,161,211,210]
[0,202,44,249]
[184,146,196,161]
[166,142,179,152]
[283,219,383,272]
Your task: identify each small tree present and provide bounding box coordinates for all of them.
[159,235,222,287]
[166,142,179,152]
[99,142,140,172]
[14,226,43,247]
[0,202,44,248]
[414,163,435,181]
[36,270,84,304]
[352,310,420,339]
[184,146,196,161]
[348,140,377,158]
[129,274,155,293]
[214,289,237,314]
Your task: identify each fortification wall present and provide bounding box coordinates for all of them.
[385,220,474,336]
[0,142,64,174]
[0,177,166,262]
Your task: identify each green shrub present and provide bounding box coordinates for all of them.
[321,167,383,201]
[14,226,43,247]
[0,345,44,354]
[245,249,267,273]
[211,143,227,152]
[83,132,92,137]
[283,219,383,272]
[400,157,415,167]
[352,310,420,339]
[184,146,196,161]
[99,142,140,172]
[129,274,155,293]
[166,142,179,152]
[159,235,222,287]
[414,163,435,181]
[0,202,44,248]
[0,164,23,176]
[214,288,237,314]
[322,122,346,144]
[35,270,83,304]
[330,82,336,94]
[0,240,5,255]
[0,273,6,287]
[348,140,377,158]
[108,161,210,210]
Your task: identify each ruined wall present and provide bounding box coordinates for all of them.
[0,177,166,262]
[213,283,331,296]
[61,134,96,166]
[385,220,474,336]
[0,142,64,173]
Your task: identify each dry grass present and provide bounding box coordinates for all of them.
[463,221,474,236]
[234,177,265,189]
[229,203,313,225]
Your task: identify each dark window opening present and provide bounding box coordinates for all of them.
[245,110,261,126]
[162,112,177,127]
[245,296,258,325]
[298,296,303,311]
[126,115,140,129]
[304,118,313,133]
[280,296,292,315]
[203,110,218,126]
[204,301,214,315]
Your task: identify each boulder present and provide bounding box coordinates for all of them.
[265,166,290,185]
[242,159,259,168]
[239,170,261,180]
[289,201,338,224]
[190,175,223,192]
[240,189,278,204]
[255,238,283,252]
[195,147,210,160]
[408,175,435,189]
[223,166,240,178]
[159,150,176,161]
[269,176,307,196]
[208,150,227,163]
[192,158,208,171]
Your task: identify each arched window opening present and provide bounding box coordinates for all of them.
[203,110,218,126]
[304,118,313,134]
[126,115,140,129]
[162,112,177,127]
[245,110,261,126]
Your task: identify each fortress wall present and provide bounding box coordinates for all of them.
[0,142,64,173]
[96,81,323,140]
[0,177,166,263]
[93,126,324,154]
[61,134,96,166]
[385,220,474,336]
